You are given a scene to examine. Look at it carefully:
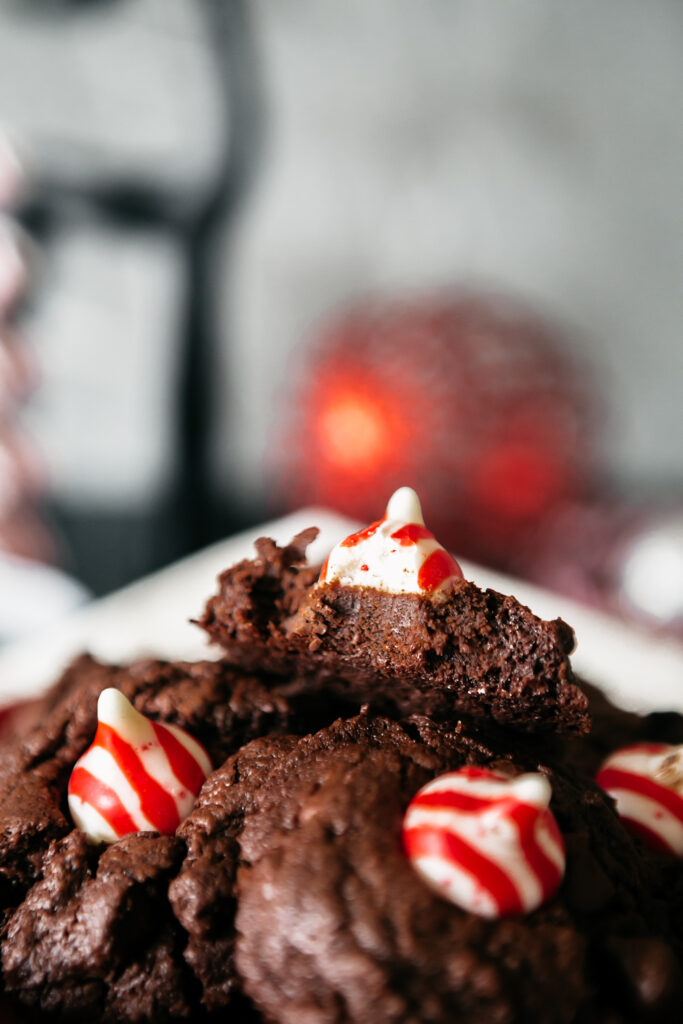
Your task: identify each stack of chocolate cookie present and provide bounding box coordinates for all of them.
[0,489,681,1023]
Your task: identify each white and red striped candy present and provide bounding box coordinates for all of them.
[68,688,211,845]
[402,767,565,917]
[597,743,683,857]
[319,486,463,595]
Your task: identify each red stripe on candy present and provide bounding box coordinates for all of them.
[417,549,462,591]
[404,824,524,915]
[510,804,563,901]
[69,766,138,838]
[597,767,683,822]
[411,789,503,814]
[390,524,433,545]
[95,723,181,834]
[618,815,677,856]
[340,519,383,547]
[151,721,207,796]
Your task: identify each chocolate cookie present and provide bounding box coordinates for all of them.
[0,652,360,1023]
[1,683,681,1023]
[199,531,589,733]
[2,831,193,1022]
[0,654,307,910]
[5,469,683,1024]
[231,713,681,1024]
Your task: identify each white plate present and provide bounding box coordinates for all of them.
[0,555,89,644]
[0,508,682,713]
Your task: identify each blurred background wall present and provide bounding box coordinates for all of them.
[222,0,682,505]
[0,0,681,637]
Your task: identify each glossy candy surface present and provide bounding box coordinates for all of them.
[403,767,565,917]
[597,743,683,856]
[68,688,211,844]
[320,486,463,594]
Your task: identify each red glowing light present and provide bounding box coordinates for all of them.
[318,390,394,471]
[310,371,418,486]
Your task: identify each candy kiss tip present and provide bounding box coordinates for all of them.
[385,486,424,525]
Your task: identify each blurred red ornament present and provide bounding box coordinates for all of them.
[272,292,599,568]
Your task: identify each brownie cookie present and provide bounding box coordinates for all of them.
[169,734,302,1014]
[231,713,681,1024]
[35,652,311,769]
[2,831,194,1022]
[1,687,680,1022]
[0,655,289,911]
[0,485,679,1024]
[199,530,588,733]
[0,651,362,1019]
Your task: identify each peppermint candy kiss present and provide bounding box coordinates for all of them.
[403,767,565,917]
[68,689,211,845]
[319,486,463,594]
[597,743,683,856]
